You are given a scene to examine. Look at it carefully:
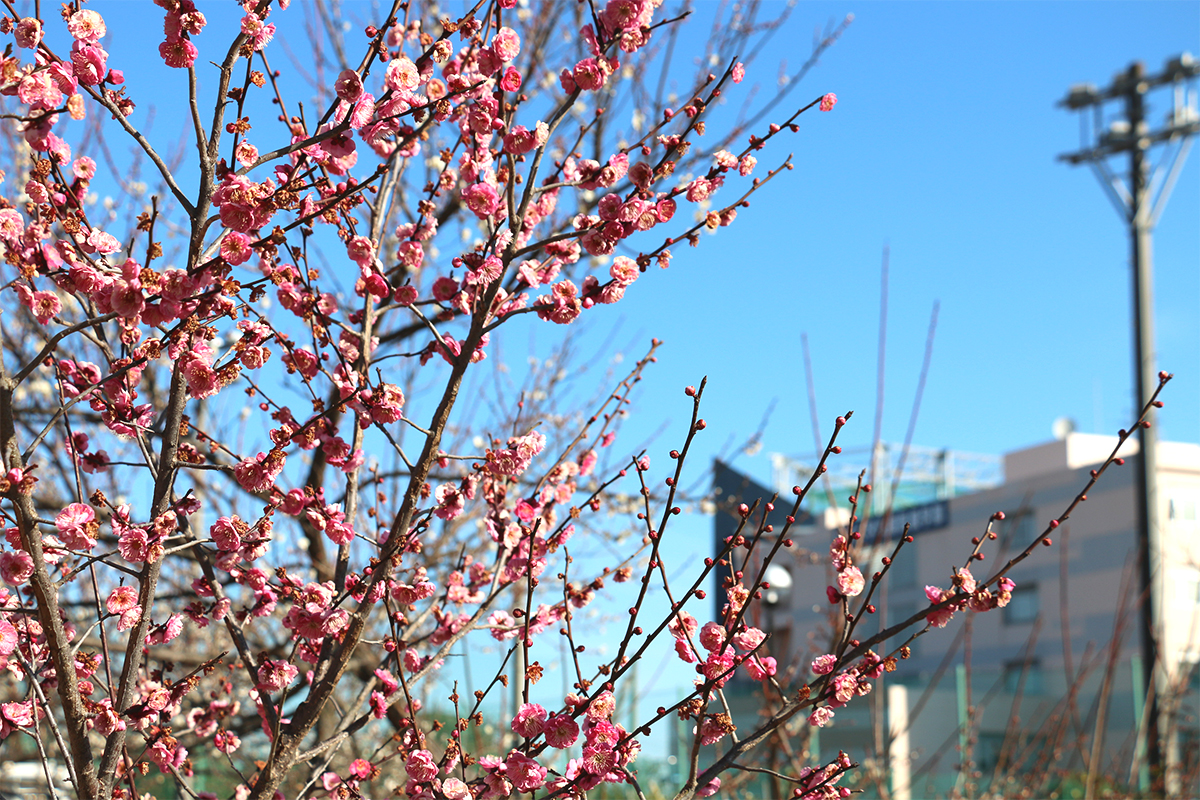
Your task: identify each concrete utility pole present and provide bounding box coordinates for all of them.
[1058,54,1199,798]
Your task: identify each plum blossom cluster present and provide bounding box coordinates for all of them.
[456,690,643,796]
[666,608,777,691]
[802,502,1026,732]
[924,567,1016,628]
[826,533,865,602]
[16,0,1137,798]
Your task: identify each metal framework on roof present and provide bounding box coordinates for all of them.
[769,442,1003,514]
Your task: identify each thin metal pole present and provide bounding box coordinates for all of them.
[1131,653,1151,792]
[1126,61,1166,797]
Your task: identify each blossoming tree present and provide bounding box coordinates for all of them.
[0,1,1171,799]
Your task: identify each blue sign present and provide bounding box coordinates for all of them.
[862,500,949,541]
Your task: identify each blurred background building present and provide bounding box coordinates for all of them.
[709,432,1200,798]
[0,761,70,800]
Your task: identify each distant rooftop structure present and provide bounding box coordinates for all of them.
[1003,430,1200,481]
[769,442,1003,515]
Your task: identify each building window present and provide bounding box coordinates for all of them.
[975,732,1007,774]
[1175,570,1200,605]
[1003,583,1039,625]
[889,541,917,588]
[1169,496,1197,523]
[863,544,917,589]
[1003,659,1043,694]
[891,601,918,657]
[998,510,1037,551]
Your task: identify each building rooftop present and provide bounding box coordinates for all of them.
[1004,432,1200,482]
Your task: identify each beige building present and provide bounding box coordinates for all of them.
[713,433,1200,798]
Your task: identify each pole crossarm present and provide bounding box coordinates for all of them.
[1058,54,1200,109]
[1057,120,1200,164]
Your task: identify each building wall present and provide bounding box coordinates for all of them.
[715,434,1200,795]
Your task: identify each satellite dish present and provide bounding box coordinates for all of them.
[763,564,793,606]
[1052,417,1077,440]
[764,564,793,590]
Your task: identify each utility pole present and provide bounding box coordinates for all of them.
[1058,54,1199,798]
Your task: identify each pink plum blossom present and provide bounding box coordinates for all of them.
[837,565,865,597]
[511,703,547,738]
[0,552,33,585]
[812,654,837,675]
[809,706,835,728]
[404,749,438,782]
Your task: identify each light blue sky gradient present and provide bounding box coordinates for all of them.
[609,1,1199,486]
[78,0,1199,475]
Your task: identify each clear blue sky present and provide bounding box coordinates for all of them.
[606,1,1200,486]
[82,0,1200,484]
